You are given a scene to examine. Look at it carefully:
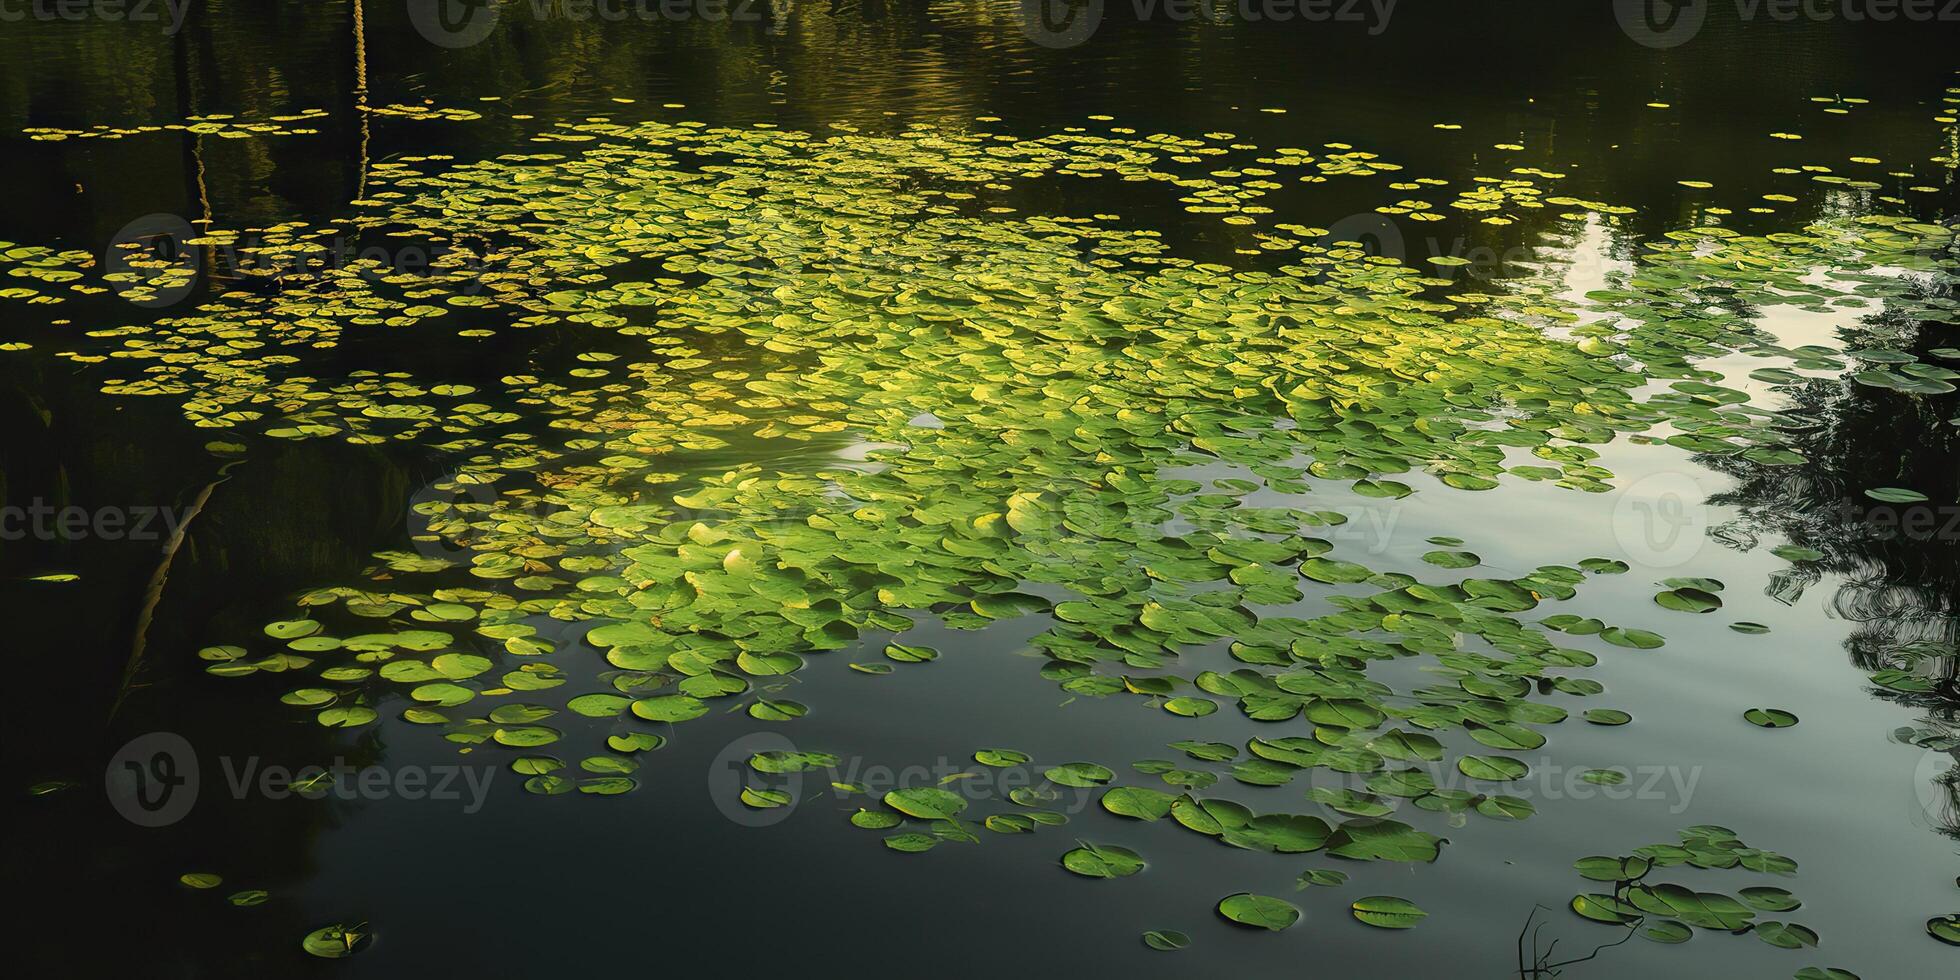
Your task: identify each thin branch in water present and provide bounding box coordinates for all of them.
[110,461,242,722]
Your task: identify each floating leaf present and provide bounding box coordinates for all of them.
[1217,893,1301,930]
[1351,895,1427,929]
[1062,842,1145,878]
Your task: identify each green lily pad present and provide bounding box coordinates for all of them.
[1217,893,1301,930]
[1062,842,1145,878]
[1351,895,1426,929]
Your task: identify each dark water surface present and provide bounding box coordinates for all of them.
[4,3,1957,977]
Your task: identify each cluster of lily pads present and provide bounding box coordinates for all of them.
[1567,826,1867,976]
[6,100,1957,960]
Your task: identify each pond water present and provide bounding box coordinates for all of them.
[4,3,1957,976]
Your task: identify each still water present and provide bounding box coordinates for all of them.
[3,3,1956,976]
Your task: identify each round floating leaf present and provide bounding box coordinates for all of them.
[1476,795,1536,820]
[264,620,320,640]
[1583,708,1632,726]
[227,889,269,907]
[1574,855,1652,882]
[1571,893,1641,925]
[1043,762,1115,788]
[1164,696,1217,717]
[607,733,665,753]
[1739,887,1800,912]
[581,755,638,775]
[736,651,804,676]
[492,726,560,747]
[1744,708,1799,729]
[1457,755,1528,781]
[301,923,369,959]
[1218,893,1301,931]
[883,642,938,663]
[1102,786,1177,820]
[180,873,223,889]
[1755,921,1819,949]
[851,809,904,829]
[1730,622,1771,634]
[430,653,491,679]
[1421,550,1480,569]
[1601,627,1666,649]
[1351,895,1427,929]
[749,699,808,722]
[409,683,475,707]
[510,756,563,775]
[578,777,636,795]
[883,787,967,820]
[1928,914,1960,946]
[567,693,632,718]
[523,775,573,795]
[317,706,377,728]
[1642,919,1693,944]
[974,748,1030,767]
[1298,868,1349,888]
[632,695,707,723]
[741,786,791,809]
[883,833,938,853]
[280,688,336,707]
[1141,929,1190,951]
[1062,842,1145,878]
[1301,558,1374,584]
[985,814,1036,833]
[1328,819,1441,862]
[1655,587,1723,614]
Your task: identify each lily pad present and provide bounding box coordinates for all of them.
[1217,893,1301,930]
